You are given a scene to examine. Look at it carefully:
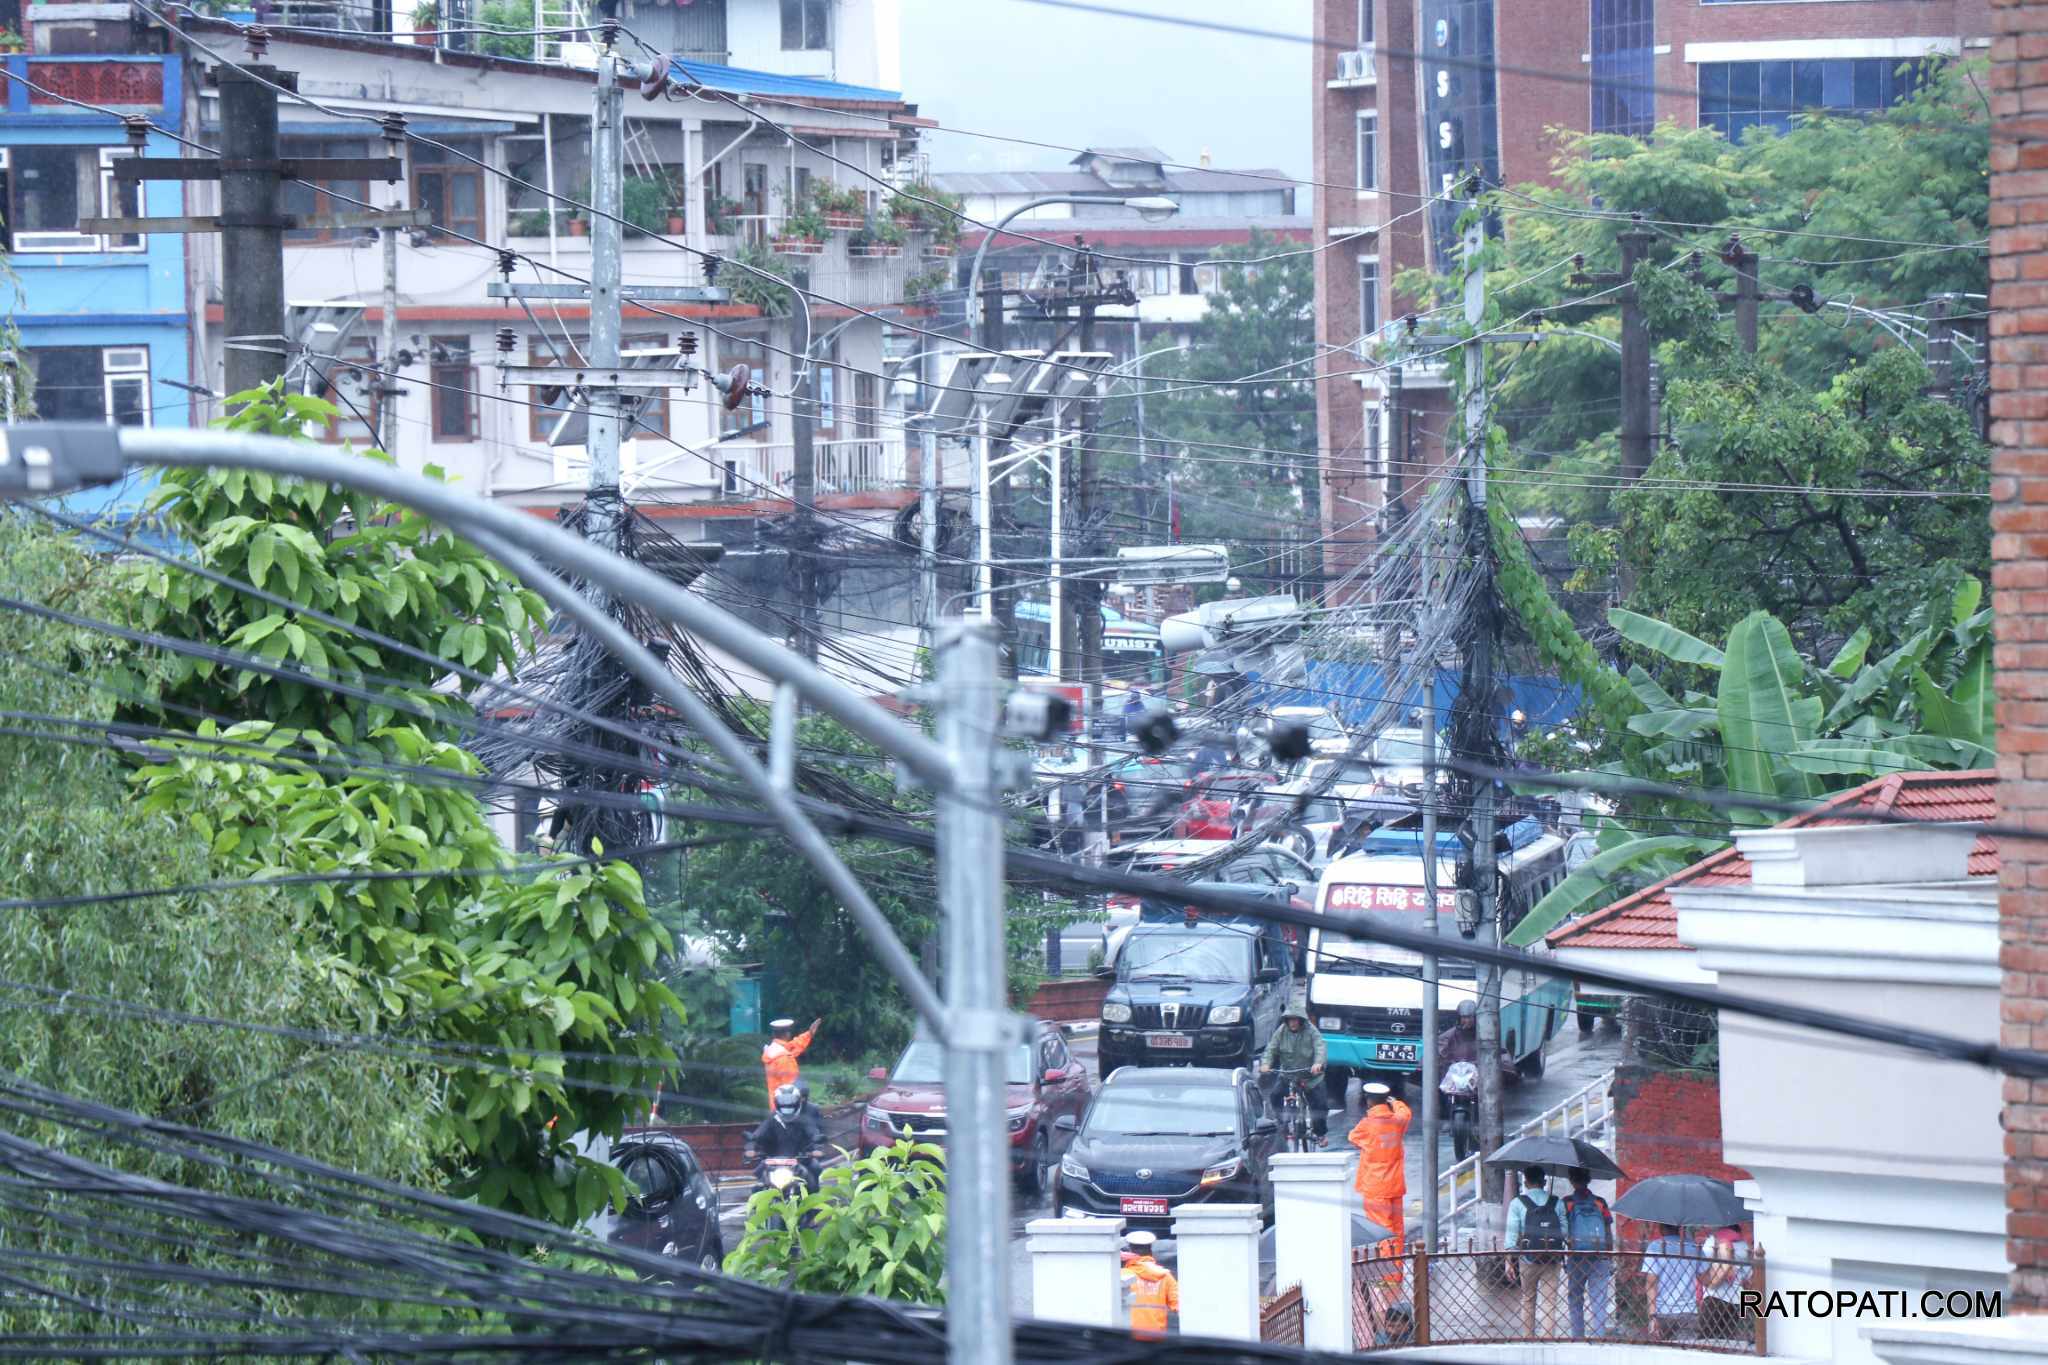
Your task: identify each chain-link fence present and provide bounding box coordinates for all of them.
[1259,1283,1305,1345]
[1352,1247,1767,1353]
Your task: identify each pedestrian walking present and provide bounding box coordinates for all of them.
[761,1017,820,1107]
[1505,1164,1567,1337]
[1560,1166,1615,1338]
[1644,1222,1703,1340]
[1348,1082,1412,1258]
[1699,1224,1753,1338]
[1120,1230,1179,1337]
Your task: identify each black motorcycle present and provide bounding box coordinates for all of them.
[1442,1061,1479,1161]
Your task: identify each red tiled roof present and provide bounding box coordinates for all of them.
[1546,770,1997,952]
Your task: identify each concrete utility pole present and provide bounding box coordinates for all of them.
[935,619,1016,1365]
[793,355,821,661]
[1722,234,1760,357]
[1074,243,1105,705]
[1385,363,1406,519]
[1419,648,1442,1245]
[1616,222,1654,483]
[220,65,287,400]
[380,219,401,453]
[585,50,627,554]
[1458,203,1508,1205]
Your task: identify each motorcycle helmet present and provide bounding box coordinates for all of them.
[772,1083,803,1118]
[1456,999,1477,1026]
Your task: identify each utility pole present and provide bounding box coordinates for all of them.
[1929,293,1956,397]
[935,619,1015,1365]
[1384,362,1406,522]
[1074,242,1105,707]
[379,205,402,453]
[1722,234,1760,356]
[1616,222,1654,482]
[793,355,820,660]
[220,65,286,400]
[1419,580,1442,1248]
[1456,200,1508,1206]
[585,48,626,555]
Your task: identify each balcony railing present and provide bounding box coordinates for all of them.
[1333,46,1376,85]
[1354,1247,1767,1354]
[709,438,906,500]
[1437,1071,1614,1243]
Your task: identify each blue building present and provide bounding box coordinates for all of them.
[3,50,190,530]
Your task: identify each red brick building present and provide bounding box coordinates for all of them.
[1311,0,1994,590]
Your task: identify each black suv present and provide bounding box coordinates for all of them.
[1098,895,1295,1075]
[598,1133,724,1271]
[1051,1066,1278,1234]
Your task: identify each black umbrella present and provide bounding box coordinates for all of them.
[1483,1134,1626,1181]
[1612,1174,1748,1228]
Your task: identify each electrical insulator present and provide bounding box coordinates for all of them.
[678,332,699,358]
[244,23,269,58]
[496,250,517,283]
[702,253,722,284]
[495,327,516,356]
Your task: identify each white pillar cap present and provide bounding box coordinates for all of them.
[1268,1150,1356,1183]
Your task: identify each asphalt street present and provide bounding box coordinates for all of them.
[1005,1017,1627,1317]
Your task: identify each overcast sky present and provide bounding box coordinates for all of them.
[896,0,1312,189]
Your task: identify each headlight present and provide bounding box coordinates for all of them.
[1210,1005,1242,1025]
[1007,1110,1032,1133]
[1199,1158,1242,1188]
[1102,1001,1132,1024]
[1319,1016,1343,1032]
[1060,1153,1090,1183]
[864,1105,888,1129]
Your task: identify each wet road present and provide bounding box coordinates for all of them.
[1005,1017,1626,1316]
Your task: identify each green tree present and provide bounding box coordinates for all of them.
[112,385,686,1225]
[1111,230,1317,587]
[724,1137,947,1302]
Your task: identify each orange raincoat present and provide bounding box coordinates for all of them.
[1122,1255,1180,1336]
[761,1026,815,1104]
[1349,1097,1413,1257]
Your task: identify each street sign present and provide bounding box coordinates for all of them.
[1113,543,1229,585]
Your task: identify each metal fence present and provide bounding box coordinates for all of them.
[1352,1247,1767,1354]
[1259,1283,1305,1346]
[1436,1070,1615,1239]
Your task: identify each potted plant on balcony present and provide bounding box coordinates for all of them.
[707,195,743,236]
[410,0,438,45]
[509,209,550,238]
[725,242,794,317]
[620,173,670,238]
[849,217,906,259]
[0,26,27,51]
[815,182,867,232]
[903,265,951,305]
[772,199,827,256]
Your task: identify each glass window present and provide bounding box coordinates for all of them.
[282,137,371,244]
[411,142,483,242]
[0,146,143,253]
[618,1150,680,1205]
[1421,0,1499,267]
[1698,57,1932,139]
[717,333,771,442]
[1357,0,1372,44]
[1589,0,1653,135]
[1118,931,1252,983]
[24,346,150,424]
[1086,1082,1240,1137]
[1358,257,1380,343]
[780,0,828,50]
[429,336,477,442]
[1355,109,1378,190]
[892,1039,1035,1086]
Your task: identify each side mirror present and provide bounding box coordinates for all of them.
[1250,1118,1277,1137]
[1054,1115,1079,1133]
[1255,966,1282,984]
[867,1067,888,1082]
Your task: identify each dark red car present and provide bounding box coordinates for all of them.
[859,1019,1092,1192]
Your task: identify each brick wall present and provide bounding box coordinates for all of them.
[1990,0,2048,1314]
[1610,1065,1751,1204]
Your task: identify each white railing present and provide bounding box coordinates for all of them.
[1435,1069,1615,1243]
[703,438,905,500]
[1335,46,1376,84]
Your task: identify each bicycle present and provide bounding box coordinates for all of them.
[1270,1066,1323,1153]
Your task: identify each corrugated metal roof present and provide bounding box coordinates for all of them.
[671,60,902,104]
[1547,770,1998,951]
[1072,146,1171,165]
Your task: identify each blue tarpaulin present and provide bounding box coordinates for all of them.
[1245,660,1580,732]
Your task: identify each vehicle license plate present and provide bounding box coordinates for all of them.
[1146,1032,1194,1049]
[1375,1041,1419,1062]
[1121,1196,1170,1216]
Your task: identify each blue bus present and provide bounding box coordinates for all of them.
[1013,600,1165,685]
[1306,820,1571,1087]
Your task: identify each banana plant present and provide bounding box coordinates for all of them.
[1535,581,1997,939]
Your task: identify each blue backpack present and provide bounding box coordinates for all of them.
[1564,1191,1612,1251]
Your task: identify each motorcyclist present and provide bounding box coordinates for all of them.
[1261,1005,1330,1145]
[745,1084,826,1176]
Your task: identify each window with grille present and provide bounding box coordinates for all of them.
[411,142,483,242]
[23,346,151,425]
[1590,0,1654,136]
[282,137,372,243]
[429,336,478,442]
[0,146,142,253]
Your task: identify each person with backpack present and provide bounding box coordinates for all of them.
[1559,1167,1614,1338]
[1505,1164,1567,1337]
